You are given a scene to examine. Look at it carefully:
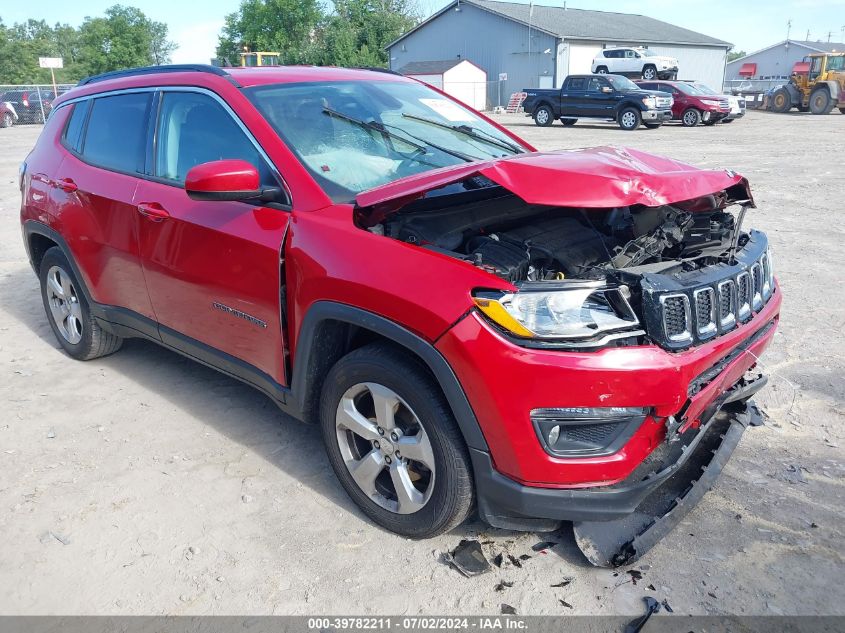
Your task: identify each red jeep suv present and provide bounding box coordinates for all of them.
[20,65,780,566]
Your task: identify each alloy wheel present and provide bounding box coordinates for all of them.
[536,109,549,124]
[683,110,697,126]
[621,111,637,128]
[335,382,435,514]
[643,67,656,79]
[46,265,83,344]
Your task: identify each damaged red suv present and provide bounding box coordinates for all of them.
[20,65,780,566]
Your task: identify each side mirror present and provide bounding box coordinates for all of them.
[185,159,280,202]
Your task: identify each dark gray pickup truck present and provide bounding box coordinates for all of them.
[522,74,674,130]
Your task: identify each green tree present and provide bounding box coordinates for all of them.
[77,5,175,76]
[727,50,747,63]
[0,6,174,83]
[317,0,419,67]
[215,0,323,65]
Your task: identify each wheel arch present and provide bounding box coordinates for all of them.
[290,301,489,452]
[813,81,839,100]
[23,222,95,302]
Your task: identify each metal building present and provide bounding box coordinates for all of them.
[725,39,845,92]
[387,0,732,109]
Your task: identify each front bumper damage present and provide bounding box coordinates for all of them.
[573,381,765,567]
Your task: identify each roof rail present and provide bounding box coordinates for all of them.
[78,64,237,87]
[354,67,403,76]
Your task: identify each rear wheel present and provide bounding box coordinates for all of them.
[809,89,834,114]
[533,104,554,127]
[681,108,701,127]
[561,118,577,126]
[320,343,474,538]
[642,65,657,80]
[0,112,13,128]
[39,247,123,361]
[770,87,792,113]
[618,107,641,130]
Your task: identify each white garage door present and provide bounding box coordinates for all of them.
[568,43,603,74]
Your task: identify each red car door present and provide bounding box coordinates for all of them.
[134,89,290,386]
[51,94,156,320]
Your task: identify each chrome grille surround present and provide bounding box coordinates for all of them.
[642,231,775,351]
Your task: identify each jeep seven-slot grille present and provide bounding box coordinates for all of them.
[649,247,774,350]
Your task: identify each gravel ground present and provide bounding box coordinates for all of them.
[1,110,843,616]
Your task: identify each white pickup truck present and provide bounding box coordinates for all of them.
[591,47,679,80]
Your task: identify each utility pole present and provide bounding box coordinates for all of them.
[805,29,810,40]
[786,19,792,41]
[827,31,833,43]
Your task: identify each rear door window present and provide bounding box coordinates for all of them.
[567,78,587,91]
[81,93,151,174]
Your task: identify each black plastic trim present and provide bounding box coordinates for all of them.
[292,301,489,452]
[78,64,236,87]
[473,394,758,526]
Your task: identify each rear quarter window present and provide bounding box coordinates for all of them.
[568,78,587,90]
[81,93,151,174]
[62,101,90,153]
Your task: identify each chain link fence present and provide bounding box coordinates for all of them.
[0,84,75,126]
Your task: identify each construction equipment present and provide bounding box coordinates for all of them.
[770,52,845,114]
[239,51,281,67]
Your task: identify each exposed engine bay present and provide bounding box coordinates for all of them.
[362,188,744,284]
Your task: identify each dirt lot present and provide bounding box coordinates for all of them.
[1,110,843,617]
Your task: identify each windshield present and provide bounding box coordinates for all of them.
[693,83,719,95]
[676,82,707,96]
[606,75,640,91]
[246,80,527,202]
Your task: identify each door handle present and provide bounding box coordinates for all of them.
[54,177,78,193]
[137,202,171,222]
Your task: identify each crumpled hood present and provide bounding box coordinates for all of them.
[356,146,753,223]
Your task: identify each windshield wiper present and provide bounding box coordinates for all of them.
[401,112,524,154]
[322,107,476,163]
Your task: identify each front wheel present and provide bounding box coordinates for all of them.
[533,105,554,127]
[39,247,123,360]
[561,118,577,126]
[618,107,641,130]
[770,88,792,113]
[703,119,718,126]
[595,66,608,74]
[681,108,702,127]
[320,343,474,538]
[642,65,657,80]
[0,112,13,128]
[809,89,834,114]
[721,118,735,123]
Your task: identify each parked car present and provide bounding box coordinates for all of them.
[0,89,54,124]
[592,47,679,80]
[523,74,673,130]
[0,101,18,128]
[682,81,746,122]
[636,80,731,126]
[20,64,780,567]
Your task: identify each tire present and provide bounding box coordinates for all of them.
[721,118,735,123]
[840,107,845,114]
[319,342,474,538]
[595,66,608,74]
[39,247,123,360]
[561,118,577,126]
[641,65,657,80]
[681,108,701,127]
[533,104,554,127]
[0,112,13,128]
[618,107,641,130]
[770,87,792,113]
[809,89,834,115]
[703,119,718,126]
[643,122,662,129]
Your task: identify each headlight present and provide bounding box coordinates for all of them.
[473,282,641,342]
[701,99,722,107]
[642,96,656,108]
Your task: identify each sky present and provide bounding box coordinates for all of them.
[4,0,845,64]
